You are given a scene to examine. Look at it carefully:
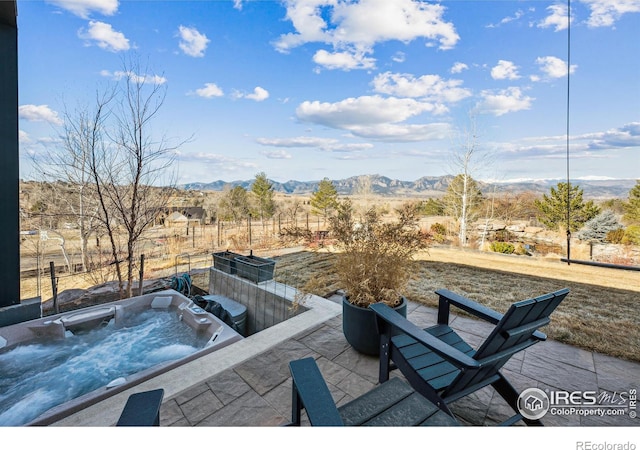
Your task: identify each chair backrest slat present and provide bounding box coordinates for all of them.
[503,317,550,340]
[443,288,568,397]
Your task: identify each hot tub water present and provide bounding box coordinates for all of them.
[0,309,207,426]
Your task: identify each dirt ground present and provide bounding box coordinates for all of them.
[271,245,640,363]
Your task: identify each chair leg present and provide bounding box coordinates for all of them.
[492,374,543,426]
[291,382,302,426]
[378,332,391,383]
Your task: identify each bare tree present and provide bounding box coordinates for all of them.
[31,57,186,298]
[30,87,116,277]
[354,174,373,214]
[444,113,491,247]
[99,57,181,298]
[284,198,303,227]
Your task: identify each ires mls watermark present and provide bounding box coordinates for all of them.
[517,387,637,420]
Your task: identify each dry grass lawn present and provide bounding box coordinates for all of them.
[272,246,640,363]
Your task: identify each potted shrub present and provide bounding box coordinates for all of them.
[328,199,431,355]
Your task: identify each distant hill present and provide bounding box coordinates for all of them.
[182,175,637,199]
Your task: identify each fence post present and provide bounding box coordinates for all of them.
[139,254,145,296]
[49,261,58,314]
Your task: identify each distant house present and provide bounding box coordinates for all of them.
[160,207,207,227]
[165,211,189,227]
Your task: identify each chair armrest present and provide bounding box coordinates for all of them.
[436,289,503,324]
[436,289,547,341]
[289,357,344,426]
[116,389,164,426]
[370,303,479,370]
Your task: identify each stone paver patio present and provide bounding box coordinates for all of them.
[158,297,640,428]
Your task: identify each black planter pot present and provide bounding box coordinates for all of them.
[342,295,407,356]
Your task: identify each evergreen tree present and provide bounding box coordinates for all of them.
[310,177,338,225]
[534,182,600,232]
[575,210,623,242]
[218,185,250,224]
[623,180,640,224]
[251,172,276,223]
[420,198,445,216]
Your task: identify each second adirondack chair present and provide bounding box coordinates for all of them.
[370,288,569,426]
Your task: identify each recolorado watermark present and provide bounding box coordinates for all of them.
[576,442,636,450]
[517,387,637,420]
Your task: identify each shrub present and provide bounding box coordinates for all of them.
[606,228,625,244]
[575,210,623,243]
[430,222,447,235]
[490,241,515,254]
[278,226,313,246]
[329,199,431,307]
[621,225,640,245]
[494,229,512,242]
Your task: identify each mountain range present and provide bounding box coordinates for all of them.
[182,175,637,199]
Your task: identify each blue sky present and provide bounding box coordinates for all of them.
[16,0,640,185]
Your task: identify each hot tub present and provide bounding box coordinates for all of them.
[0,290,243,426]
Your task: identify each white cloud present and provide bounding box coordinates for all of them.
[477,87,534,116]
[178,25,210,58]
[535,56,577,79]
[583,122,640,149]
[450,62,468,74]
[371,72,471,104]
[177,152,257,171]
[256,136,374,152]
[194,83,224,98]
[392,52,406,63]
[493,122,640,164]
[101,70,167,85]
[19,130,31,144]
[313,49,376,71]
[333,0,459,49]
[347,122,451,142]
[538,4,572,32]
[19,104,63,125]
[581,0,640,28]
[275,0,459,70]
[491,60,520,80]
[257,136,338,148]
[262,150,293,159]
[233,87,270,102]
[294,95,451,142]
[47,0,119,18]
[296,95,433,128]
[78,21,130,52]
[487,9,525,28]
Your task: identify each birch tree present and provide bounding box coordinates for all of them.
[444,113,490,246]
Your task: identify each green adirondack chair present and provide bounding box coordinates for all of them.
[370,288,569,426]
[288,357,458,426]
